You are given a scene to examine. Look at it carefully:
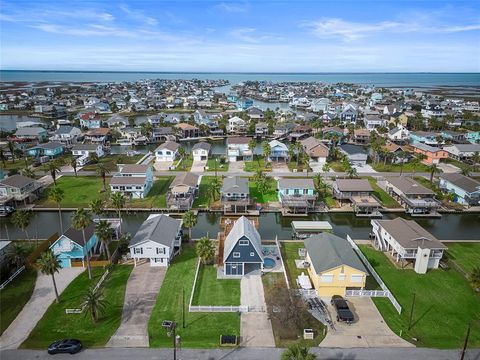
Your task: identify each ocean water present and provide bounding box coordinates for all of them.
[1,71,479,87]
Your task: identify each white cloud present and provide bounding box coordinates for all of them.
[216,2,248,13]
[119,4,158,26]
[229,28,276,43]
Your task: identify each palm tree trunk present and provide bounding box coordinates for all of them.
[105,239,111,260]
[83,230,92,280]
[52,273,60,303]
[102,175,106,191]
[57,204,63,234]
[189,228,192,241]
[118,210,122,234]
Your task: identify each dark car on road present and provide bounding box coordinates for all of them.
[331,295,354,324]
[47,339,82,355]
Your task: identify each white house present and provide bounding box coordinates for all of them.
[439,173,480,206]
[128,214,182,267]
[226,137,252,162]
[443,144,480,161]
[387,125,410,143]
[228,116,247,134]
[339,144,368,166]
[192,142,211,161]
[364,111,387,130]
[109,164,154,199]
[49,126,82,145]
[155,141,180,162]
[71,144,104,165]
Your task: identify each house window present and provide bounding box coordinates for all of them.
[156,248,166,254]
[250,252,255,256]
[351,275,363,283]
[303,189,308,195]
[239,240,249,246]
[136,186,142,189]
[320,274,333,283]
[233,252,240,258]
[134,248,143,254]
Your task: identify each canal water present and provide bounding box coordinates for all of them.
[1,211,479,242]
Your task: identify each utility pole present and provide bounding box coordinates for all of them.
[182,287,185,328]
[460,323,471,360]
[408,292,416,331]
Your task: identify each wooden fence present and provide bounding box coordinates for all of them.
[71,259,111,268]
[26,233,59,269]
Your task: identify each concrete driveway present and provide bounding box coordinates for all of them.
[228,161,245,172]
[353,164,377,173]
[438,163,461,173]
[240,275,275,347]
[153,161,173,171]
[191,160,207,173]
[320,297,413,348]
[0,267,84,349]
[107,263,166,348]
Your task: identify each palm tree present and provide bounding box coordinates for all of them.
[46,160,62,185]
[49,186,65,234]
[140,122,153,139]
[262,141,271,164]
[397,151,408,176]
[7,141,15,163]
[248,138,257,163]
[207,177,221,206]
[37,250,61,303]
[95,220,112,260]
[472,151,480,172]
[0,148,6,167]
[429,164,440,184]
[90,198,105,218]
[82,287,109,323]
[182,210,197,240]
[11,210,32,241]
[22,168,35,178]
[6,242,30,269]
[177,147,186,169]
[68,156,78,176]
[88,152,99,164]
[71,208,93,279]
[470,266,480,290]
[195,236,215,264]
[461,165,471,177]
[96,163,110,191]
[313,173,325,200]
[288,144,296,163]
[111,192,126,234]
[347,166,358,179]
[302,156,310,178]
[322,162,330,173]
[295,142,303,167]
[281,344,316,360]
[410,157,421,175]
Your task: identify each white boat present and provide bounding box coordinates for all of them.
[117,139,133,146]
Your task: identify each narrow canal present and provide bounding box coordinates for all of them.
[1,212,479,241]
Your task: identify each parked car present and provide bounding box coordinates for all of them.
[47,339,82,355]
[331,295,354,324]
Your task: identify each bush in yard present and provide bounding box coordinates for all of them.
[281,344,316,360]
[267,282,309,331]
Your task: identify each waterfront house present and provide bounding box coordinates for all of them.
[440,130,465,143]
[411,143,448,165]
[387,125,410,143]
[247,106,264,120]
[176,123,199,138]
[193,109,211,125]
[226,137,253,162]
[353,129,370,145]
[273,123,295,137]
[268,140,288,162]
[381,141,409,163]
[0,174,42,205]
[49,224,97,268]
[14,127,47,142]
[128,214,182,267]
[222,216,263,276]
[255,123,269,137]
[85,128,109,143]
[26,142,64,158]
[278,178,316,215]
[364,111,387,130]
[340,103,358,124]
[152,127,176,142]
[421,103,445,118]
[332,179,380,216]
[155,141,180,162]
[71,144,104,165]
[221,176,252,214]
[109,164,154,199]
[289,124,313,142]
[305,233,367,297]
[300,137,329,164]
[49,125,82,145]
[439,173,480,206]
[106,114,127,129]
[167,172,199,210]
[192,142,211,161]
[79,112,102,129]
[228,116,247,134]
[371,218,447,274]
[443,144,480,162]
[386,177,440,216]
[339,144,368,166]
[466,131,480,144]
[410,131,439,146]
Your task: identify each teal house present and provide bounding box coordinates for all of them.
[27,142,64,158]
[49,224,97,268]
[278,178,316,214]
[466,131,480,144]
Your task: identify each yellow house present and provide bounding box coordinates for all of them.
[389,113,409,126]
[304,233,368,297]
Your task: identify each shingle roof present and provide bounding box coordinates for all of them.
[170,172,199,188]
[15,127,45,136]
[440,173,480,193]
[109,177,146,185]
[278,178,314,189]
[192,142,211,151]
[221,177,249,194]
[119,164,150,174]
[334,179,372,192]
[63,224,95,246]
[156,141,180,151]
[412,143,443,153]
[72,144,100,151]
[339,144,367,155]
[227,137,250,145]
[223,216,263,261]
[129,214,181,247]
[30,142,63,150]
[304,233,367,274]
[0,174,36,189]
[386,177,435,196]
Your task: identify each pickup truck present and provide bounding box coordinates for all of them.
[331,295,354,324]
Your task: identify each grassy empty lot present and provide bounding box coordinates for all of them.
[359,245,480,348]
[81,154,143,172]
[244,157,270,172]
[249,177,278,204]
[205,158,229,172]
[191,265,240,306]
[446,242,480,274]
[171,155,193,171]
[0,269,37,335]
[280,241,305,288]
[371,162,430,173]
[192,176,222,208]
[367,177,400,208]
[129,177,174,208]
[22,265,133,349]
[148,246,240,348]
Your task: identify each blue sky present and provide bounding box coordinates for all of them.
[1,1,479,72]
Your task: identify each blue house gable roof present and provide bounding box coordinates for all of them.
[223,216,263,263]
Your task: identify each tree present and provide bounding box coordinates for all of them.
[95,163,110,191]
[49,186,65,234]
[22,168,35,179]
[182,210,197,240]
[11,210,32,241]
[88,152,99,164]
[295,142,303,167]
[7,141,15,163]
[262,141,271,164]
[322,162,330,173]
[281,344,317,360]
[71,208,93,279]
[195,236,215,264]
[0,147,6,167]
[302,155,310,178]
[178,147,186,169]
[248,138,257,163]
[37,250,61,303]
[470,266,480,290]
[288,144,296,163]
[313,174,329,200]
[397,151,408,176]
[82,287,109,323]
[68,156,78,176]
[90,198,105,218]
[140,122,153,139]
[460,165,471,177]
[472,152,480,172]
[429,164,440,184]
[346,166,358,179]
[111,192,126,234]
[46,160,62,185]
[95,220,112,260]
[6,242,30,269]
[207,177,221,206]
[409,157,421,175]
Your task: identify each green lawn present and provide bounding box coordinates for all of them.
[192,176,221,208]
[0,158,34,172]
[244,157,271,172]
[367,177,400,208]
[249,177,278,204]
[0,269,37,335]
[359,245,480,348]
[129,177,174,208]
[81,154,143,172]
[280,242,305,288]
[22,265,133,349]
[446,243,480,274]
[205,158,229,172]
[327,161,346,172]
[191,265,240,306]
[148,246,240,348]
[37,176,106,207]
[371,161,430,173]
[444,158,472,172]
[414,176,444,198]
[287,161,309,172]
[171,155,193,171]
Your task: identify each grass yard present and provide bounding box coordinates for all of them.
[37,176,107,207]
[444,158,472,172]
[244,157,271,172]
[192,176,222,208]
[359,245,480,348]
[148,246,240,348]
[205,158,229,172]
[171,155,193,171]
[262,272,326,347]
[446,243,480,274]
[327,161,347,172]
[249,177,278,204]
[280,242,305,289]
[81,154,143,172]
[22,265,133,349]
[371,161,430,173]
[191,264,240,306]
[367,177,400,208]
[129,176,174,208]
[0,269,37,335]
[0,158,34,172]
[287,161,309,172]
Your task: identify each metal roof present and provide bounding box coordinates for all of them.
[223,216,263,261]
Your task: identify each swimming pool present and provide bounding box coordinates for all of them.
[264,257,276,269]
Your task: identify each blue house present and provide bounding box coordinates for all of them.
[278,178,316,214]
[409,131,439,146]
[26,142,64,158]
[50,224,97,268]
[466,131,480,144]
[237,98,254,110]
[223,216,264,276]
[439,173,480,206]
[268,140,288,162]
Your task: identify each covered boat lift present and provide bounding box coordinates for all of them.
[291,221,333,239]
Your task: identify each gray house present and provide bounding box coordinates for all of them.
[221,177,251,214]
[223,216,264,276]
[339,144,368,166]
